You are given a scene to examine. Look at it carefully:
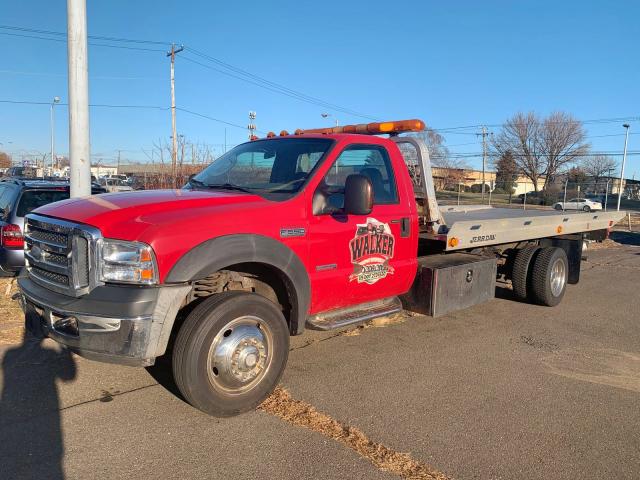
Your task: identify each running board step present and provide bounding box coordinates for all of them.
[306,297,403,331]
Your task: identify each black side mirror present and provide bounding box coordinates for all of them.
[344,174,373,215]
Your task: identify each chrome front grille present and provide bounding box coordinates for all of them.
[24,214,101,297]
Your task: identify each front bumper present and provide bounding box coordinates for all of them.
[18,275,190,367]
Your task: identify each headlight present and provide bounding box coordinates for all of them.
[98,239,158,285]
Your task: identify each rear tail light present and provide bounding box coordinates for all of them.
[1,224,24,249]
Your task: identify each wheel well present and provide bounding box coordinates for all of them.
[181,262,296,334]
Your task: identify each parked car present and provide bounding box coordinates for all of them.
[5,166,39,178]
[99,178,134,193]
[0,179,104,276]
[553,197,603,212]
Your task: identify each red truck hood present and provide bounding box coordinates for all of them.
[34,189,266,238]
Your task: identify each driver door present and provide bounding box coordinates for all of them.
[307,144,415,313]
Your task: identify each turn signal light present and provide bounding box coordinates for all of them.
[294,119,425,136]
[448,237,459,248]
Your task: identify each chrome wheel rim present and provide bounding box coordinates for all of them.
[550,258,566,297]
[207,316,273,394]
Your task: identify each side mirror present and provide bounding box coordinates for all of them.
[344,174,373,216]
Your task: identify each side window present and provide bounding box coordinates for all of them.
[295,151,323,174]
[0,185,15,221]
[324,145,398,205]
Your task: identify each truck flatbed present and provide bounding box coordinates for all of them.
[422,205,622,250]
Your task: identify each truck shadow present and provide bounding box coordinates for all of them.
[610,231,640,246]
[145,355,185,402]
[494,285,527,303]
[0,330,77,480]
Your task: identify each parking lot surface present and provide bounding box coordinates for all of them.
[1,242,639,479]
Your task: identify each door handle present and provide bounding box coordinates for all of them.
[391,217,411,237]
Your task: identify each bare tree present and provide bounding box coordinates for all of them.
[141,136,216,189]
[491,112,544,191]
[406,127,470,190]
[581,154,617,184]
[0,152,11,169]
[491,111,589,191]
[410,128,450,166]
[540,112,589,186]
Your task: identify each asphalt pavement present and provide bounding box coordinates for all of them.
[1,242,639,480]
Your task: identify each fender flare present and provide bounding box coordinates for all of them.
[165,234,310,335]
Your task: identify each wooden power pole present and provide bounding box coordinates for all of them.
[477,126,491,203]
[167,44,183,182]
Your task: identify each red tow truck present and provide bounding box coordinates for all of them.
[19,119,624,416]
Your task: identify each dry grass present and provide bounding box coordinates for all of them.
[260,386,451,480]
[0,278,24,345]
[340,312,414,337]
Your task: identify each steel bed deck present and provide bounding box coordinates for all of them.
[423,205,625,251]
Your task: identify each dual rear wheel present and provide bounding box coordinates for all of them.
[511,246,568,306]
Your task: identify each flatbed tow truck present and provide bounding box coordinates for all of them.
[18,119,624,416]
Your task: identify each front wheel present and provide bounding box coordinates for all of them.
[582,205,591,212]
[554,204,563,211]
[172,291,289,417]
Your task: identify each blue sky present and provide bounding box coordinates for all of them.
[1,1,639,174]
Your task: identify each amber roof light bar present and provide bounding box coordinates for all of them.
[293,119,425,136]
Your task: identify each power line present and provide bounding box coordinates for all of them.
[183,47,379,121]
[0,24,167,45]
[0,31,165,52]
[0,99,256,132]
[429,116,640,133]
[1,24,379,121]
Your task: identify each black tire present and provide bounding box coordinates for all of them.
[511,246,540,300]
[172,291,289,417]
[582,205,590,212]
[529,247,568,306]
[554,204,563,211]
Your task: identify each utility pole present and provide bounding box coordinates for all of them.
[67,0,91,197]
[167,43,184,182]
[477,126,490,202]
[116,149,121,174]
[617,123,630,211]
[50,96,60,176]
[248,111,257,140]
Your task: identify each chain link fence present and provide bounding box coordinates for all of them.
[435,180,640,212]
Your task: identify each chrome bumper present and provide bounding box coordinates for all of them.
[19,276,190,367]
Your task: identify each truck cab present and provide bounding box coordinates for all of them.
[18,119,623,417]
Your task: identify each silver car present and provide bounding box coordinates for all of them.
[553,197,603,212]
[0,178,104,276]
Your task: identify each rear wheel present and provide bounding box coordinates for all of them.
[172,291,289,417]
[582,205,591,212]
[511,246,541,300]
[529,247,568,306]
[554,204,563,211]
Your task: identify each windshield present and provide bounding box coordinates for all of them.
[187,138,333,200]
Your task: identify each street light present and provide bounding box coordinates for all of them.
[617,123,630,211]
[321,113,339,127]
[50,96,61,175]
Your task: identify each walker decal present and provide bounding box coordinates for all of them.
[349,218,395,284]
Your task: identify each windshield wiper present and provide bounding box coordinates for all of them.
[188,177,208,188]
[205,183,254,194]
